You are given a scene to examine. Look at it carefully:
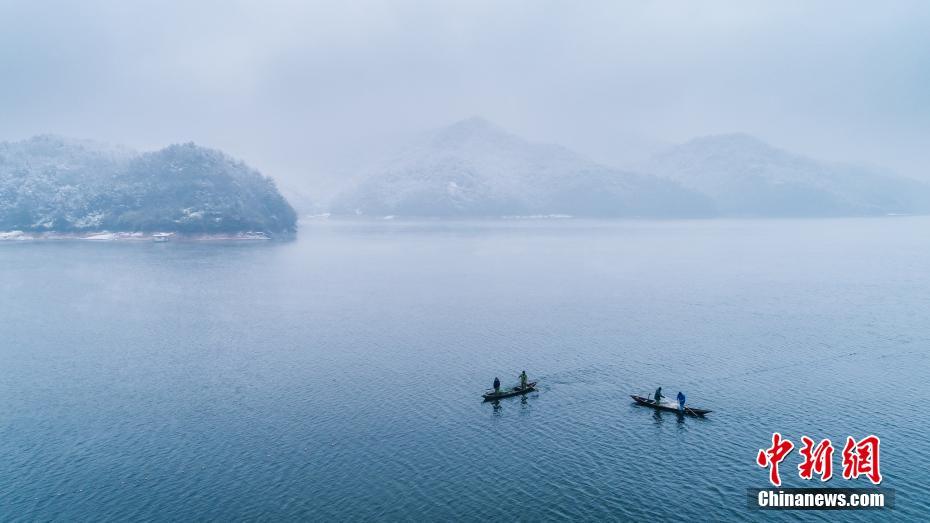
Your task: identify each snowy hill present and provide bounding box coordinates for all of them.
[0,135,297,233]
[645,133,930,217]
[331,118,714,218]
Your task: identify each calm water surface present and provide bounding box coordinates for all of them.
[1,218,928,521]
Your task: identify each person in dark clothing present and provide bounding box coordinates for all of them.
[519,370,528,389]
[654,387,664,405]
[677,391,686,411]
[493,377,501,394]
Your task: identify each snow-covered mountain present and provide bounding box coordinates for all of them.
[331,118,714,218]
[0,135,297,233]
[645,133,930,217]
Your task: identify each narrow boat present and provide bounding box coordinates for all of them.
[483,381,537,401]
[630,395,711,417]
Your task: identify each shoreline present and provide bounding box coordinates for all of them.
[0,231,279,242]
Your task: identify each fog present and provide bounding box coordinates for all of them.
[2,0,928,192]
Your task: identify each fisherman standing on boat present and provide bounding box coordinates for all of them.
[519,370,528,390]
[677,391,686,412]
[654,386,664,405]
[493,377,501,394]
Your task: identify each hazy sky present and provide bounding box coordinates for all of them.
[1,0,928,191]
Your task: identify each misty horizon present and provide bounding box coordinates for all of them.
[0,114,921,197]
[2,0,928,192]
[5,112,929,224]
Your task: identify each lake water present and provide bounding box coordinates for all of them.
[1,218,928,521]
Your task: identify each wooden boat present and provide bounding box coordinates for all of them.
[630,395,711,417]
[483,381,537,401]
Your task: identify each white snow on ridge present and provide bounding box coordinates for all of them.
[0,231,30,240]
[82,232,118,240]
[332,117,710,218]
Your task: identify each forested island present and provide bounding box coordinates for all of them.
[0,135,297,235]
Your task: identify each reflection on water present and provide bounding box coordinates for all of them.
[653,409,665,425]
[487,391,536,416]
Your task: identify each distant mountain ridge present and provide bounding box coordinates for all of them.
[645,133,930,216]
[332,120,930,219]
[0,135,297,233]
[331,117,714,218]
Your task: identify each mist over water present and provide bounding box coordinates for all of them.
[2,218,927,520]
